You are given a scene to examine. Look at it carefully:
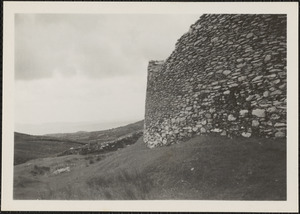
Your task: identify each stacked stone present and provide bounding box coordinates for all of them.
[59,131,143,155]
[144,14,286,148]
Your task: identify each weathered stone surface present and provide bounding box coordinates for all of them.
[246,32,254,38]
[263,91,270,97]
[270,90,282,96]
[252,109,266,118]
[269,68,282,73]
[223,90,230,95]
[267,106,277,113]
[252,120,260,127]
[279,83,286,89]
[223,70,231,75]
[220,130,227,136]
[211,128,222,133]
[236,63,246,68]
[239,110,249,117]
[246,95,254,101]
[228,114,237,121]
[267,74,277,79]
[144,14,286,147]
[274,122,286,127]
[275,131,285,138]
[205,113,212,119]
[264,54,272,62]
[242,132,251,137]
[200,127,206,133]
[238,76,247,82]
[228,83,238,88]
[252,75,263,82]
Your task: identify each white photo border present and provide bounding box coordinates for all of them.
[2,1,299,212]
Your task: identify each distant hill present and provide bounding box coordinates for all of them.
[47,120,144,144]
[15,120,142,135]
[14,132,85,165]
[14,120,144,165]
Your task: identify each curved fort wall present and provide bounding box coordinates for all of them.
[144,14,286,148]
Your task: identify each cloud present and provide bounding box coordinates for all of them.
[15,73,147,124]
[15,14,200,80]
[14,14,200,127]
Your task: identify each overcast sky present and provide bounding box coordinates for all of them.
[15,14,200,133]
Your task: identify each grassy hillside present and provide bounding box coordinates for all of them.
[14,120,144,165]
[14,132,85,165]
[46,120,144,144]
[14,134,286,200]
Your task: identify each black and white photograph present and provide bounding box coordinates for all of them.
[2,1,298,212]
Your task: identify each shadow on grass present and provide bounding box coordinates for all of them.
[86,169,154,200]
[38,169,154,200]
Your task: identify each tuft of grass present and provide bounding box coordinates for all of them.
[86,169,154,200]
[84,156,93,160]
[37,169,154,200]
[30,165,50,176]
[96,155,103,162]
[14,176,41,188]
[38,184,76,200]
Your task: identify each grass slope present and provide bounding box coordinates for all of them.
[14,134,286,200]
[14,121,144,165]
[14,132,85,165]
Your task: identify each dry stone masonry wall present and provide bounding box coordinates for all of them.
[144,14,286,148]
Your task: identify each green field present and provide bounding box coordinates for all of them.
[14,133,286,200]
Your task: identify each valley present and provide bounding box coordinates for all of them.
[14,124,286,200]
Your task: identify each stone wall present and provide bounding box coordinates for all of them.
[59,130,143,156]
[144,14,286,148]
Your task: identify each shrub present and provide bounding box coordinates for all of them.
[30,165,50,176]
[96,155,102,162]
